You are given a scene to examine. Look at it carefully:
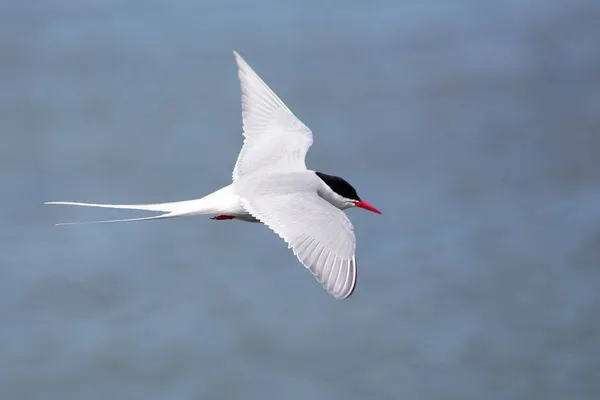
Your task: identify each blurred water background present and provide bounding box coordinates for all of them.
[1,1,599,399]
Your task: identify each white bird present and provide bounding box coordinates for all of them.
[45,51,381,299]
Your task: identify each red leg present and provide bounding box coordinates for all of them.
[211,215,235,220]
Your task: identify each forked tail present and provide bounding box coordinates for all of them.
[44,198,218,226]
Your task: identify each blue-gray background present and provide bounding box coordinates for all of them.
[1,1,599,399]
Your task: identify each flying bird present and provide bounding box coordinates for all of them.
[45,51,381,299]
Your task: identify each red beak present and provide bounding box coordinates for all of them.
[353,200,382,214]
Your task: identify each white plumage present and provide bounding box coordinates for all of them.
[45,51,382,299]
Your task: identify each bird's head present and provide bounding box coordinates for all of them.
[315,172,382,214]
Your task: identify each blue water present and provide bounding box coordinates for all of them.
[1,1,599,399]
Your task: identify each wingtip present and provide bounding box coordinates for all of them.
[232,50,252,71]
[334,286,356,300]
[232,50,242,62]
[333,256,357,300]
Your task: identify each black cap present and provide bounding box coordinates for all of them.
[315,172,360,201]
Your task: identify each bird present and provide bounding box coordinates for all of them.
[45,51,381,300]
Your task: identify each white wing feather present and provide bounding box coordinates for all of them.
[235,174,357,299]
[232,51,313,181]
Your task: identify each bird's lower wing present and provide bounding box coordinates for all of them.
[235,176,357,299]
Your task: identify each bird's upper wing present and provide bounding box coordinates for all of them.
[232,51,313,182]
[235,174,357,299]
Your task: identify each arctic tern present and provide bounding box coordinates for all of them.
[45,51,381,299]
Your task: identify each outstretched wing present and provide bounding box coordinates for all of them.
[232,51,313,181]
[235,174,357,299]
